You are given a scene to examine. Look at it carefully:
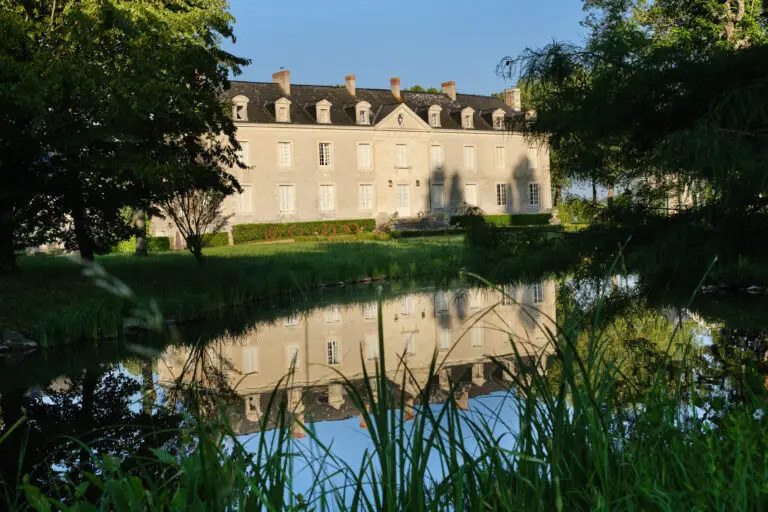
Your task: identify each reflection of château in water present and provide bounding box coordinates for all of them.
[158,282,556,435]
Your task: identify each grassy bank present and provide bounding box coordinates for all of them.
[1,237,465,346]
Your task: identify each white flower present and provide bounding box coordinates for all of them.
[753,409,764,421]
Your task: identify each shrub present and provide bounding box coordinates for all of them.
[558,197,601,224]
[232,219,376,244]
[202,232,229,247]
[450,213,551,228]
[112,236,171,254]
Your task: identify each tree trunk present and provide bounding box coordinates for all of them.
[134,208,148,257]
[72,206,94,262]
[607,182,615,207]
[0,215,16,274]
[591,178,597,206]
[141,359,155,417]
[554,186,562,207]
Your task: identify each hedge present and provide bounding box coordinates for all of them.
[203,232,230,247]
[450,213,551,228]
[112,236,171,254]
[232,219,377,244]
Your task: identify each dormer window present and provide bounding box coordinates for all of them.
[316,99,332,124]
[492,109,506,130]
[355,101,371,125]
[232,95,249,121]
[461,107,475,129]
[428,105,442,128]
[275,97,292,123]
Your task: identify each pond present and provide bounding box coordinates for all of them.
[1,275,767,502]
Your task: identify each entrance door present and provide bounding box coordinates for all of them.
[397,184,411,217]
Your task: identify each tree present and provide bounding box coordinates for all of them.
[0,0,247,266]
[159,188,231,263]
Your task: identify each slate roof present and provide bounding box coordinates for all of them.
[227,81,518,131]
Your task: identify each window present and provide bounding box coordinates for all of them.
[366,333,379,360]
[496,184,508,207]
[278,106,289,122]
[435,293,449,313]
[232,95,249,121]
[358,110,367,124]
[532,283,544,304]
[363,303,377,320]
[439,328,451,350]
[461,107,475,129]
[430,145,443,170]
[238,185,252,213]
[465,184,478,206]
[463,146,476,171]
[396,144,408,168]
[324,305,341,323]
[495,146,506,169]
[464,114,472,127]
[529,183,541,207]
[243,348,259,374]
[235,104,247,120]
[404,332,415,354]
[284,315,299,326]
[430,184,445,210]
[471,326,484,347]
[401,296,415,315]
[318,142,332,167]
[431,112,439,126]
[356,101,371,125]
[278,141,292,168]
[528,146,538,169]
[236,142,249,168]
[358,143,372,170]
[318,106,331,124]
[286,344,300,369]
[359,184,373,210]
[319,185,335,211]
[327,340,340,365]
[278,185,295,213]
[501,285,514,306]
[494,115,504,129]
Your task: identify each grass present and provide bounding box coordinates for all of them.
[4,278,767,510]
[1,237,465,346]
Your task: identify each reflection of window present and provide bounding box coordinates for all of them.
[439,328,451,350]
[327,340,340,365]
[284,315,299,326]
[404,332,415,354]
[435,293,449,313]
[469,290,483,309]
[366,333,379,360]
[471,326,484,347]
[243,347,259,374]
[363,303,377,320]
[286,344,300,369]
[324,306,341,323]
[501,285,514,306]
[401,296,415,315]
[430,184,445,210]
[532,283,544,304]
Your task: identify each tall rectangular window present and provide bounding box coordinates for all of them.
[318,142,332,167]
[284,315,299,326]
[236,142,249,168]
[324,305,341,323]
[430,184,445,210]
[528,147,538,169]
[439,328,451,350]
[363,303,377,320]
[358,110,368,124]
[358,143,372,170]
[396,144,408,168]
[430,112,439,126]
[430,145,443,170]
[278,106,289,122]
[359,184,373,210]
[496,184,508,207]
[238,185,252,212]
[435,292,449,313]
[278,185,295,212]
[471,326,484,347]
[401,296,414,315]
[404,332,415,354]
[366,333,379,360]
[532,283,544,304]
[319,185,335,211]
[278,142,292,168]
[465,184,478,206]
[495,146,506,169]
[463,145,476,171]
[243,348,259,374]
[286,344,300,369]
[529,183,541,207]
[327,340,340,365]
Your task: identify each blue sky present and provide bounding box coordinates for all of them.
[223,0,587,96]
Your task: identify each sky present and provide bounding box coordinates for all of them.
[223,0,587,96]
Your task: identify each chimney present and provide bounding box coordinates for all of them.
[272,69,290,96]
[441,81,457,101]
[504,88,521,111]
[345,74,356,96]
[390,77,401,101]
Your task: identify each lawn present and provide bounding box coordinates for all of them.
[1,237,465,346]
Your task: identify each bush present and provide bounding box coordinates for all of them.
[558,197,601,224]
[450,213,551,228]
[232,219,376,244]
[202,232,229,247]
[112,236,171,254]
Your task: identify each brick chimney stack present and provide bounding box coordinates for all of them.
[345,74,356,96]
[390,77,401,101]
[504,88,521,111]
[441,81,456,101]
[272,69,290,96]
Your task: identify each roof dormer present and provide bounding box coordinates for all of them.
[461,107,475,129]
[232,95,249,121]
[316,99,332,124]
[428,105,442,128]
[274,97,292,123]
[492,108,506,130]
[355,101,371,125]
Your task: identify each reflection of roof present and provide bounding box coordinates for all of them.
[227,81,520,130]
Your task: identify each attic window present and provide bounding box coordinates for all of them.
[316,99,332,124]
[232,95,250,121]
[492,109,505,130]
[428,105,442,128]
[278,107,288,122]
[356,101,371,125]
[461,107,475,129]
[275,97,292,123]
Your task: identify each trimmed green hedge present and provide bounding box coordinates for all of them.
[450,213,551,228]
[203,232,229,247]
[112,236,171,254]
[233,219,376,244]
